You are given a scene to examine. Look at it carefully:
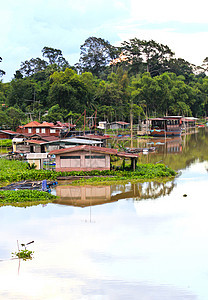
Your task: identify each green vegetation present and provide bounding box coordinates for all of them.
[72,164,176,184]
[0,190,56,205]
[0,158,176,186]
[12,249,34,260]
[0,139,12,148]
[12,241,34,260]
[0,38,208,131]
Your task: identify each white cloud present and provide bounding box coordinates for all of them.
[1,0,208,82]
[131,0,208,23]
[116,25,208,66]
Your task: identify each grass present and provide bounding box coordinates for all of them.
[0,190,57,205]
[0,158,176,185]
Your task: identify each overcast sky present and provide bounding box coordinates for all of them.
[1,0,208,82]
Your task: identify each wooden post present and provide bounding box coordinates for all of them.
[130,102,133,148]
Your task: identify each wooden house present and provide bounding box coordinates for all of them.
[16,121,74,137]
[0,130,17,139]
[49,145,138,172]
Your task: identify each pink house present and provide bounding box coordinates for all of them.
[49,145,117,171]
[49,145,139,172]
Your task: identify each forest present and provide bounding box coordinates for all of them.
[0,37,208,130]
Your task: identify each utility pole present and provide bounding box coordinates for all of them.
[130,101,133,148]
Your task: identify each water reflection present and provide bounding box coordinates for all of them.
[54,180,176,207]
[1,129,208,299]
[138,128,208,170]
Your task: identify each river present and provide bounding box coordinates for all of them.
[0,128,208,299]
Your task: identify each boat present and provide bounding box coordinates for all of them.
[149,116,182,137]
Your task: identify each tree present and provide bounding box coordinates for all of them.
[42,47,70,69]
[0,110,9,128]
[0,57,5,77]
[78,37,119,76]
[43,104,65,123]
[19,58,48,77]
[121,38,174,76]
[6,106,26,130]
[168,58,194,81]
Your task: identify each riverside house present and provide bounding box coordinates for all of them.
[49,145,139,172]
[16,121,75,137]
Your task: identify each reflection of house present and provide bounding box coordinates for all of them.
[110,121,129,130]
[55,185,111,207]
[49,145,138,171]
[54,181,176,207]
[151,137,183,154]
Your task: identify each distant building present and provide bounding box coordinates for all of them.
[12,135,103,154]
[16,121,75,137]
[110,121,130,130]
[97,121,107,130]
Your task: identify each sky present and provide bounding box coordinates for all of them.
[0,0,208,82]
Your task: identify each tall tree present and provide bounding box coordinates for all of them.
[121,38,174,76]
[78,37,119,76]
[19,58,48,77]
[42,47,70,69]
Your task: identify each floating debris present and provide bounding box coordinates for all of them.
[0,180,58,193]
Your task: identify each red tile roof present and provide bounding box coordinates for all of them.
[38,122,55,127]
[24,121,41,127]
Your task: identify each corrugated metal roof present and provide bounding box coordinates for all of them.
[49,145,139,158]
[49,145,117,155]
[59,138,103,145]
[0,130,17,135]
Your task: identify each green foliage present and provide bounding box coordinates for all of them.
[0,139,12,147]
[0,189,56,204]
[0,159,176,185]
[12,249,34,260]
[26,162,37,170]
[1,38,208,127]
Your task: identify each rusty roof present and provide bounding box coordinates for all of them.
[49,145,118,155]
[24,121,41,127]
[49,145,139,158]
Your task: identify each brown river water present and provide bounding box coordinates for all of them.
[0,128,208,299]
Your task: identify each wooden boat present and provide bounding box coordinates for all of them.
[149,116,182,137]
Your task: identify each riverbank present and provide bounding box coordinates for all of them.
[0,159,176,183]
[0,159,176,204]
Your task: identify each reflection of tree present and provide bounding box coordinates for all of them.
[111,181,175,202]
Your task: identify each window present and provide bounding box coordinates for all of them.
[50,128,56,133]
[60,156,81,159]
[41,128,46,133]
[85,155,105,159]
[36,128,40,133]
[28,128,32,133]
